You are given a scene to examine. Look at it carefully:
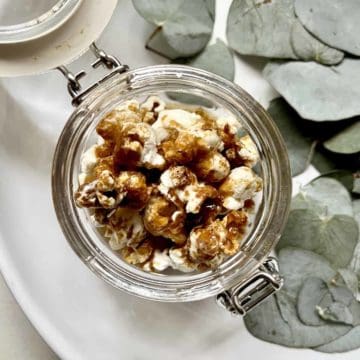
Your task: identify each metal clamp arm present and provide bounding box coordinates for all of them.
[57,43,129,106]
[216,257,283,316]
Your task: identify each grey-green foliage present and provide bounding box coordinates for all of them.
[267,98,314,176]
[354,177,360,195]
[277,210,358,268]
[311,171,355,194]
[177,39,235,81]
[168,40,234,106]
[324,122,360,155]
[315,326,360,353]
[245,249,352,348]
[290,21,344,65]
[292,177,353,217]
[297,277,329,326]
[226,0,343,65]
[264,59,360,121]
[133,0,215,59]
[278,247,336,298]
[295,0,360,56]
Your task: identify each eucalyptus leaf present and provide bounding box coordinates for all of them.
[134,0,215,58]
[244,292,351,348]
[278,247,337,298]
[292,177,353,217]
[244,295,293,346]
[349,200,360,276]
[324,122,360,155]
[226,0,343,65]
[354,176,360,195]
[290,21,344,66]
[315,326,360,353]
[277,210,358,268]
[295,0,360,56]
[132,0,183,25]
[337,268,360,302]
[297,277,329,326]
[312,171,355,194]
[267,98,314,176]
[264,59,360,121]
[275,292,351,347]
[174,39,235,81]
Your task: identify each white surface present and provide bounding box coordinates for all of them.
[0,274,58,359]
[0,1,359,359]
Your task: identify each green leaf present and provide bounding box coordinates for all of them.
[264,59,360,121]
[324,122,360,155]
[132,0,183,25]
[174,39,235,81]
[226,0,343,65]
[312,171,355,194]
[349,200,360,276]
[134,0,215,58]
[337,268,360,302]
[295,0,360,56]
[267,98,314,176]
[292,177,353,217]
[297,277,329,326]
[278,247,337,298]
[276,292,351,347]
[315,326,360,353]
[244,292,351,348]
[290,20,344,65]
[277,210,358,268]
[354,175,360,195]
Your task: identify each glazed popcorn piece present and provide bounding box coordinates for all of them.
[74,96,263,273]
[219,167,262,211]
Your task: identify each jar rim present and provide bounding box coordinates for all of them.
[52,64,292,302]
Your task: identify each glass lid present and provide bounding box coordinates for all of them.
[0,0,118,76]
[0,0,82,43]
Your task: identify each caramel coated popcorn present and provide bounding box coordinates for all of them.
[74,96,263,273]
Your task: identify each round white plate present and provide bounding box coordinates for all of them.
[0,1,359,359]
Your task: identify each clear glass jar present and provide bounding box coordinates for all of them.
[52,64,291,305]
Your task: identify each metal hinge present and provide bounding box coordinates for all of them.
[216,257,283,316]
[57,43,129,106]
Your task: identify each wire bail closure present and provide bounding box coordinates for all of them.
[216,257,283,316]
[57,43,129,106]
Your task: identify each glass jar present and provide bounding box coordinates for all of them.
[52,64,292,312]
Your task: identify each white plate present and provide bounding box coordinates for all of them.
[0,1,359,359]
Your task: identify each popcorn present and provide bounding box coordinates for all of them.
[143,195,186,244]
[192,151,230,182]
[105,208,146,250]
[237,135,260,167]
[74,96,263,273]
[219,167,263,210]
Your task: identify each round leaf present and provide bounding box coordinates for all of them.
[292,177,353,217]
[132,0,183,25]
[315,326,360,353]
[277,210,358,268]
[226,0,343,65]
[291,20,344,66]
[312,171,355,194]
[176,39,235,81]
[244,292,351,348]
[324,122,360,155]
[295,0,360,56]
[267,98,314,176]
[297,277,329,326]
[276,292,351,347]
[134,0,215,58]
[264,59,360,121]
[278,247,337,298]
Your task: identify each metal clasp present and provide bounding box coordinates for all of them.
[216,257,283,316]
[57,43,129,106]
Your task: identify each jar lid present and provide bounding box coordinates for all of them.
[0,0,117,76]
